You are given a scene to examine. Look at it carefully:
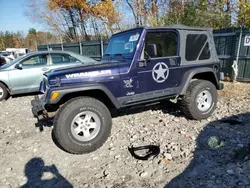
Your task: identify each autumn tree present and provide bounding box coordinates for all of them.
[0,29,58,51]
[0,31,24,50]
[125,0,163,27]
[25,0,120,42]
[47,0,90,40]
[91,0,120,34]
[25,0,76,42]
[238,0,250,27]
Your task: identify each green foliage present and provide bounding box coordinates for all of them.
[182,2,198,26]
[208,136,225,149]
[162,0,232,29]
[28,28,37,35]
[238,2,250,27]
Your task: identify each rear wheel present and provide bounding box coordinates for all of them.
[0,83,8,101]
[53,96,112,154]
[180,80,217,120]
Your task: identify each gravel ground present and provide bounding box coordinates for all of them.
[0,82,250,188]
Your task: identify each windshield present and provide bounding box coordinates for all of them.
[0,56,23,68]
[104,29,142,57]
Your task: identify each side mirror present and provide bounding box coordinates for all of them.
[146,44,157,58]
[15,63,23,70]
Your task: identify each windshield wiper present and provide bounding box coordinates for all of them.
[103,53,129,61]
[104,53,123,57]
[114,53,123,56]
[114,54,125,59]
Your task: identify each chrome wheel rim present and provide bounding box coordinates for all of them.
[196,90,212,112]
[0,87,3,99]
[71,111,101,142]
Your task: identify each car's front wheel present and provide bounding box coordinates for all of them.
[53,97,112,154]
[0,83,8,101]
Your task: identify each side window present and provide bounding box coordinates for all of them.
[22,55,47,67]
[145,32,177,58]
[199,42,211,60]
[51,54,78,64]
[185,34,211,61]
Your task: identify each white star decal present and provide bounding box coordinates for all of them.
[152,62,169,83]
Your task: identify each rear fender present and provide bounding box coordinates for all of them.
[179,68,219,95]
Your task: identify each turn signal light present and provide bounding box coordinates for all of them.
[51,92,60,100]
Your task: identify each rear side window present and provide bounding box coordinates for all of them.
[199,42,211,60]
[51,54,78,64]
[185,34,211,61]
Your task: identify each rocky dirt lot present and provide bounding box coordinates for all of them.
[0,82,250,188]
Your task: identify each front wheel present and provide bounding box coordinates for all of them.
[53,97,112,154]
[0,83,8,101]
[180,80,217,120]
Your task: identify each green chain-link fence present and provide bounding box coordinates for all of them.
[214,27,250,81]
[38,40,109,61]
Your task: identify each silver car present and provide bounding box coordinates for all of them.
[0,51,97,101]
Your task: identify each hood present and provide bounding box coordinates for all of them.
[47,61,98,73]
[47,61,123,85]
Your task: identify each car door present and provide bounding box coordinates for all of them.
[137,30,182,94]
[49,53,81,70]
[8,54,49,94]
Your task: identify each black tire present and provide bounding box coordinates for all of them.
[53,96,112,154]
[180,80,217,120]
[0,83,8,101]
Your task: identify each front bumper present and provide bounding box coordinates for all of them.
[31,95,46,118]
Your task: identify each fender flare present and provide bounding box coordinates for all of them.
[47,84,121,108]
[179,67,219,95]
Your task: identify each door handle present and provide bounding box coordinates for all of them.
[169,58,178,66]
